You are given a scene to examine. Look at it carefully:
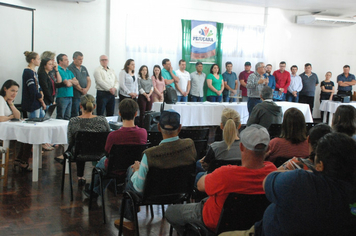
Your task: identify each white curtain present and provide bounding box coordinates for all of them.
[222,24,265,72]
[125,14,182,76]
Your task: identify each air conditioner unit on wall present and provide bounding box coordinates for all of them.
[296,15,356,27]
[59,0,95,2]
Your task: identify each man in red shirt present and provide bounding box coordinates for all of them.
[239,62,254,102]
[273,61,291,101]
[165,124,277,234]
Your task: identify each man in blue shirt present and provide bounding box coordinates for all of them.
[222,61,238,102]
[220,132,356,236]
[56,54,79,120]
[337,65,356,97]
[161,58,179,89]
[264,64,275,90]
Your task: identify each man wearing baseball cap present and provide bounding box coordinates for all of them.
[116,109,196,230]
[165,124,277,235]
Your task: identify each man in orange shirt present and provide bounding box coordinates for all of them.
[165,124,277,234]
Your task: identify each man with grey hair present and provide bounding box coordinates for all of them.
[246,62,268,114]
[166,124,277,235]
[93,55,119,116]
[68,51,91,117]
[247,86,283,129]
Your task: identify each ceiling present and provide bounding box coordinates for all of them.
[206,0,356,17]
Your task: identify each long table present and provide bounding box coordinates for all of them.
[319,100,356,125]
[152,101,313,126]
[0,119,68,182]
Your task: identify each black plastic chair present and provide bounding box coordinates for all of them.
[61,131,110,201]
[147,131,163,147]
[207,159,242,173]
[184,193,270,236]
[192,139,209,161]
[273,156,290,168]
[89,144,149,224]
[268,124,282,139]
[179,129,209,161]
[118,163,196,236]
[179,128,209,141]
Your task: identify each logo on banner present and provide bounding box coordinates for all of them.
[190,21,217,63]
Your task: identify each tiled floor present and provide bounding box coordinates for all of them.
[0,145,177,236]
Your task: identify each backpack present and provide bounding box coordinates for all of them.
[164,85,178,104]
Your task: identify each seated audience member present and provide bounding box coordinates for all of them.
[56,94,110,185]
[337,65,356,96]
[221,132,356,236]
[247,86,282,129]
[165,124,277,235]
[119,59,138,102]
[94,55,119,116]
[206,64,224,102]
[161,58,179,89]
[190,62,206,102]
[137,65,153,127]
[115,109,196,230]
[286,65,303,102]
[83,99,147,198]
[273,61,291,101]
[175,59,191,102]
[0,80,21,122]
[222,62,238,102]
[196,108,242,183]
[264,64,275,90]
[279,123,332,170]
[332,105,356,139]
[151,65,165,102]
[266,108,309,163]
[0,80,28,171]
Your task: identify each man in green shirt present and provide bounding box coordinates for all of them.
[161,58,179,89]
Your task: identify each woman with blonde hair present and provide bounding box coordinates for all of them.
[55,94,110,185]
[195,108,242,184]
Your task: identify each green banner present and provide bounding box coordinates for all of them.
[181,19,223,100]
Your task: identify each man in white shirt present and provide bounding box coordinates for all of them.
[175,59,191,102]
[93,55,119,116]
[286,65,303,103]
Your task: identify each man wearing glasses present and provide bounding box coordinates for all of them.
[93,55,119,116]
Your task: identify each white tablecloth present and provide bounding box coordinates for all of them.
[319,100,356,125]
[152,102,313,126]
[0,119,68,182]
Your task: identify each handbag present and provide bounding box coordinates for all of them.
[273,91,283,101]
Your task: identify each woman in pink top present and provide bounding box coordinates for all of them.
[151,65,166,102]
[266,108,309,163]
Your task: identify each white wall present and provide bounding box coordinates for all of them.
[0,0,109,101]
[265,8,356,117]
[3,0,356,118]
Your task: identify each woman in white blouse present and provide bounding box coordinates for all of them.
[118,59,138,102]
[0,80,21,122]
